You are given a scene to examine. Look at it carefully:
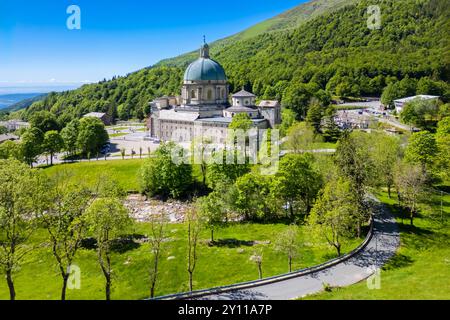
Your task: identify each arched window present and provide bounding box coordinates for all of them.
[191,89,196,99]
[207,89,212,100]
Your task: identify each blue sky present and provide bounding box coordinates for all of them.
[0,0,305,88]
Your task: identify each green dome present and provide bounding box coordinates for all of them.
[184,58,227,81]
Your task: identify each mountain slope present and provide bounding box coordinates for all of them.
[157,0,357,68]
[0,93,44,110]
[19,0,450,125]
[1,94,47,112]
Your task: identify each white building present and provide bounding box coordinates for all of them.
[0,120,30,131]
[394,95,440,113]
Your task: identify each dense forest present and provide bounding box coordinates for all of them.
[9,0,450,126]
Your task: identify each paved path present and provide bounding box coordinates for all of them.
[378,117,416,132]
[191,198,399,300]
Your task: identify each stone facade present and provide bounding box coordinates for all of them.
[149,42,281,143]
[83,112,112,126]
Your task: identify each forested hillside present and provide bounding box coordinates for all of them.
[157,0,358,67]
[14,0,450,125]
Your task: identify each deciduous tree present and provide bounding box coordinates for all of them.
[249,250,263,279]
[76,117,109,156]
[286,122,315,154]
[274,154,322,219]
[139,142,193,199]
[0,160,44,300]
[186,207,203,292]
[29,110,59,133]
[305,99,323,134]
[274,225,300,272]
[43,130,64,165]
[435,117,450,181]
[371,133,402,198]
[39,172,91,300]
[60,119,79,157]
[334,131,375,237]
[148,213,168,298]
[20,127,44,167]
[86,197,132,300]
[308,178,358,256]
[395,163,427,226]
[405,131,438,175]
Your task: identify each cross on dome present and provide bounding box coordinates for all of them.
[200,37,210,59]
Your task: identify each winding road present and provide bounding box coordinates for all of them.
[159,197,400,300]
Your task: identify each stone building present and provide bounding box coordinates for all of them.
[0,120,30,131]
[0,134,19,144]
[83,112,112,126]
[148,41,281,143]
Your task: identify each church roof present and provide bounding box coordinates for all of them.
[83,112,106,118]
[158,109,200,122]
[226,106,257,112]
[184,58,227,81]
[259,100,280,108]
[0,134,19,143]
[183,42,227,81]
[232,89,256,98]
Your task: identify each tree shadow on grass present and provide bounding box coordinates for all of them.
[384,202,431,225]
[382,253,414,271]
[110,237,141,253]
[80,234,145,253]
[80,237,97,250]
[435,185,450,193]
[321,252,339,261]
[399,224,434,237]
[210,238,256,248]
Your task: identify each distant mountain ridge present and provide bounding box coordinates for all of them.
[0,93,45,110]
[1,94,47,112]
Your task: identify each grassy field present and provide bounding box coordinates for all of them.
[0,221,363,300]
[1,159,367,300]
[40,159,207,193]
[109,133,129,138]
[41,159,146,192]
[302,189,450,300]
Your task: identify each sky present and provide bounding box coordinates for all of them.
[0,0,305,90]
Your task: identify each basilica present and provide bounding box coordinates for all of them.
[148,41,281,143]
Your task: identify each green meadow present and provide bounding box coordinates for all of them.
[302,190,450,300]
[0,220,362,300]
